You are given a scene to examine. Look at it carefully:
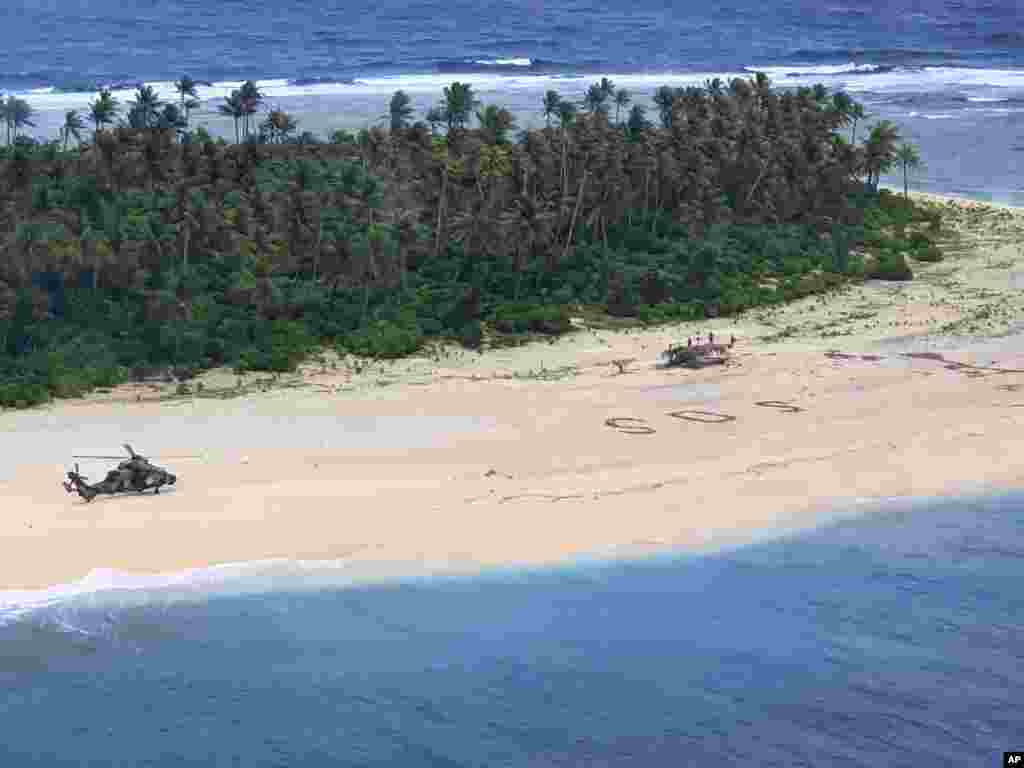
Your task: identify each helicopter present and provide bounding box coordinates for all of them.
[63,444,178,502]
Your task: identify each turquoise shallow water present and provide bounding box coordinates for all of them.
[1,491,1021,766]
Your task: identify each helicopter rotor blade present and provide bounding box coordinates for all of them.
[72,454,202,459]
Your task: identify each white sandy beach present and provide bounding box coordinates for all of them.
[3,192,1024,590]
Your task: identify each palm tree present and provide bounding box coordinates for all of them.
[61,109,85,150]
[557,99,577,130]
[155,104,188,138]
[425,106,444,135]
[863,120,901,190]
[541,90,562,129]
[475,104,516,144]
[613,88,631,125]
[385,89,415,132]
[0,97,10,145]
[583,83,609,115]
[218,90,245,143]
[88,89,119,140]
[750,71,771,96]
[653,85,676,129]
[441,81,479,133]
[0,97,16,145]
[183,97,201,128]
[239,80,263,139]
[706,78,727,103]
[174,75,199,126]
[598,77,616,101]
[848,101,868,144]
[13,97,36,144]
[626,103,650,138]
[261,107,298,143]
[129,85,163,128]
[1,96,36,145]
[895,142,924,204]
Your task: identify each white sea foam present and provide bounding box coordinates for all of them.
[745,62,885,77]
[7,64,1022,115]
[0,556,434,628]
[472,58,533,66]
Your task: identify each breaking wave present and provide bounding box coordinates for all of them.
[0,557,442,631]
[782,47,975,65]
[433,57,569,74]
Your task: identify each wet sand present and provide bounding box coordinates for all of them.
[3,191,1024,590]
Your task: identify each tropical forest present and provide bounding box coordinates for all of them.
[0,74,937,408]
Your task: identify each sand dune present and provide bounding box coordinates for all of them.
[3,192,1024,590]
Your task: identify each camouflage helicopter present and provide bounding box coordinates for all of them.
[63,444,178,502]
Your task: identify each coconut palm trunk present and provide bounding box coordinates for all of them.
[562,170,589,262]
[434,168,448,257]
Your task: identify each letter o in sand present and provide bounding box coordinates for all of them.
[754,400,804,413]
[604,417,656,435]
[667,410,736,424]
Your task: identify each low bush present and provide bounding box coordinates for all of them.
[237,319,317,372]
[490,303,571,335]
[457,320,483,348]
[869,251,914,281]
[340,320,422,358]
[913,244,944,262]
[0,379,50,408]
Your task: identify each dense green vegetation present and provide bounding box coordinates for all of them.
[0,75,936,408]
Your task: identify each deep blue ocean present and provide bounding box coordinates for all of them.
[4,0,1024,87]
[2,491,1022,766]
[2,0,1024,202]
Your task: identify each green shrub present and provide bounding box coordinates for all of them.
[238,319,317,372]
[637,304,666,325]
[907,231,933,250]
[490,303,571,334]
[0,380,50,408]
[50,370,91,398]
[341,320,422,358]
[913,244,944,263]
[457,321,483,348]
[869,252,913,281]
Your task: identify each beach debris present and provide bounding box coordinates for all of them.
[611,358,636,375]
[63,445,177,503]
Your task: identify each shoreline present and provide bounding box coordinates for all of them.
[4,190,1024,592]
